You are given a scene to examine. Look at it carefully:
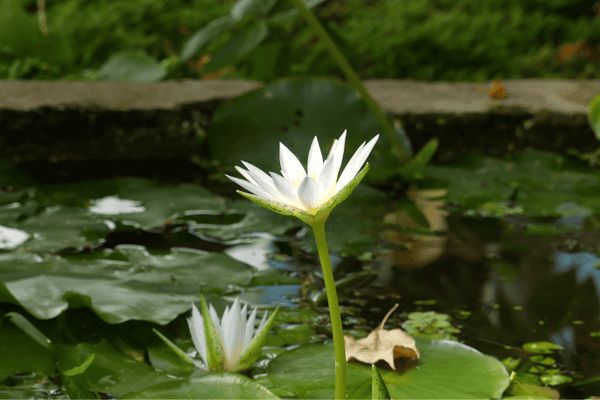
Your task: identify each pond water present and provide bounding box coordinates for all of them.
[1,149,600,398]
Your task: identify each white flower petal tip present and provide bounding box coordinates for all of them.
[228,130,378,225]
[188,295,279,372]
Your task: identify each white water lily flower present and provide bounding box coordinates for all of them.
[187,296,278,372]
[226,130,379,225]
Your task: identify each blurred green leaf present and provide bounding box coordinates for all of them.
[63,353,95,376]
[179,16,234,62]
[97,49,167,82]
[0,0,73,65]
[522,341,563,354]
[4,312,52,350]
[398,138,439,180]
[202,20,269,74]
[231,0,278,21]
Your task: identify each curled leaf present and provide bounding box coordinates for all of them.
[489,80,507,99]
[344,304,420,370]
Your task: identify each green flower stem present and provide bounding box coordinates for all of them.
[289,0,409,164]
[310,220,347,400]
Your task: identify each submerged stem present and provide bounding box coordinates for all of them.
[310,220,347,399]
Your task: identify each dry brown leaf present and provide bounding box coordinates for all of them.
[344,304,420,370]
[489,80,507,100]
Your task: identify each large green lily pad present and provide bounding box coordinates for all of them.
[124,373,280,399]
[0,246,254,324]
[208,77,411,180]
[267,338,510,399]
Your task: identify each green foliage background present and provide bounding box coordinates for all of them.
[1,0,599,81]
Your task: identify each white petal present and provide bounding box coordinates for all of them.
[188,304,208,366]
[226,175,279,202]
[244,306,258,346]
[334,142,365,189]
[329,130,346,180]
[222,298,244,364]
[318,156,338,197]
[297,176,323,210]
[307,137,324,178]
[319,130,347,195]
[279,142,306,186]
[336,134,379,192]
[241,162,275,192]
[270,172,301,204]
[235,166,258,185]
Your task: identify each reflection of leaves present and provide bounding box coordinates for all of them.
[345,304,420,370]
[381,188,448,270]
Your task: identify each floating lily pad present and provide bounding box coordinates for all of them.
[16,206,111,252]
[0,246,254,324]
[123,373,280,399]
[427,150,600,217]
[56,339,172,397]
[267,338,509,399]
[522,341,564,354]
[208,77,411,181]
[0,316,55,379]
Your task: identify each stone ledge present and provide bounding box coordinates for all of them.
[1,79,597,114]
[365,79,599,115]
[0,79,598,174]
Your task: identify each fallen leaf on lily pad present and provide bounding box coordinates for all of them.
[344,304,420,370]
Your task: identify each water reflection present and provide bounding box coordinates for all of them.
[88,196,145,214]
[377,215,600,396]
[225,232,276,271]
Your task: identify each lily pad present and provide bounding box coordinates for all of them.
[208,77,410,181]
[123,373,280,399]
[56,339,172,397]
[0,316,55,379]
[0,246,254,324]
[427,150,600,217]
[267,338,509,399]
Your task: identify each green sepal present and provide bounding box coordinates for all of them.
[232,306,280,372]
[237,191,302,219]
[371,364,391,399]
[152,328,201,369]
[238,162,371,226]
[201,295,227,372]
[589,93,600,140]
[306,162,371,226]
